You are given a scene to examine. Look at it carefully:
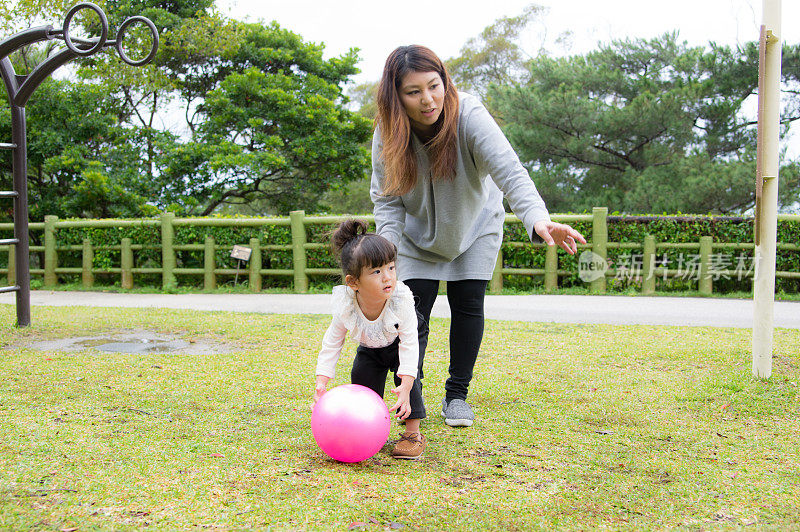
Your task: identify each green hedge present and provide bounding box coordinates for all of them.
[55,220,297,289]
[504,215,799,294]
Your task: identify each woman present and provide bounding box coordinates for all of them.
[371,45,585,427]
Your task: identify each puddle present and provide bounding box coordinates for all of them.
[23,330,232,355]
[92,339,191,354]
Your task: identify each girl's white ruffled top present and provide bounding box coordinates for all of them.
[315,280,419,379]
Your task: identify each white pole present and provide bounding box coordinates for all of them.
[752,0,782,378]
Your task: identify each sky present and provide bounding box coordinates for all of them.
[215,0,799,86]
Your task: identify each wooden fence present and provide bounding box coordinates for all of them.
[1,207,799,295]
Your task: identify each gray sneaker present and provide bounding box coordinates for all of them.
[441,398,474,427]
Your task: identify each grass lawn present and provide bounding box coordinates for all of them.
[0,304,799,531]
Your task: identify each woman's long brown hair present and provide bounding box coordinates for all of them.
[376,45,459,196]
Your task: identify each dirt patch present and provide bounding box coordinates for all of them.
[20,329,235,355]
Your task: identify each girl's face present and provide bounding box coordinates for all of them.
[348,261,397,304]
[398,70,445,136]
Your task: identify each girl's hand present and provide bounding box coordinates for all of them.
[534,220,587,255]
[390,374,414,420]
[311,376,330,409]
[390,385,412,420]
[312,385,326,405]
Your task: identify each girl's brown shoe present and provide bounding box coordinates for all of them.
[391,431,426,460]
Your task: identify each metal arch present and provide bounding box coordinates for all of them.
[0,26,54,60]
[0,3,159,327]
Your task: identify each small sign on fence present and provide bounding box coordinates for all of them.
[230,245,252,262]
[231,245,252,285]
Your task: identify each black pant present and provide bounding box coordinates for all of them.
[404,279,487,402]
[350,309,429,419]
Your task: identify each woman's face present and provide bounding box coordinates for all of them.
[398,70,445,136]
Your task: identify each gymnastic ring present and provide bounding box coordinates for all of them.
[63,2,108,56]
[116,16,159,67]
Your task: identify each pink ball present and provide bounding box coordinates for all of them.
[312,384,391,463]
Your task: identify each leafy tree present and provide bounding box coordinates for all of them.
[0,0,196,221]
[80,7,372,215]
[2,1,372,218]
[445,3,572,103]
[347,80,378,120]
[75,0,218,187]
[316,80,379,215]
[491,33,800,214]
[154,21,372,215]
[0,77,159,220]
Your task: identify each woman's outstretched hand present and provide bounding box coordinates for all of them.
[533,220,587,255]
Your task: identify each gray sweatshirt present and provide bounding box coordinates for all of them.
[371,92,550,281]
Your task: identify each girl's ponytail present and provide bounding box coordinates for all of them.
[331,219,369,256]
[330,219,396,281]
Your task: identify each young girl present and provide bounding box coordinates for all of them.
[313,219,427,460]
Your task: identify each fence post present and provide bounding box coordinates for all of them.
[7,243,15,286]
[290,210,308,293]
[699,236,713,296]
[642,235,656,295]
[249,236,262,292]
[545,243,558,292]
[591,207,608,293]
[204,235,216,291]
[121,237,133,289]
[161,212,176,290]
[82,239,93,288]
[43,215,58,288]
[490,248,503,294]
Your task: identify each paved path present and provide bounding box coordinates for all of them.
[2,290,799,328]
